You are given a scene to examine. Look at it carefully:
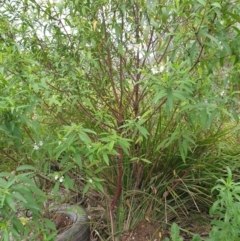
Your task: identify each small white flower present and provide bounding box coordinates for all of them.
[33,143,39,150]
[159,65,165,72]
[220,91,225,96]
[39,141,43,146]
[89,179,93,184]
[59,176,64,182]
[151,67,158,74]
[136,116,141,120]
[55,175,59,180]
[219,41,223,50]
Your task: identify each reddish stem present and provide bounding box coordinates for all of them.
[110,146,123,210]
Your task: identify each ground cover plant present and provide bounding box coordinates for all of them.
[165,167,240,241]
[1,0,240,240]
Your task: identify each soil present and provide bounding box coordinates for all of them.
[119,211,211,241]
[120,220,166,241]
[50,212,74,234]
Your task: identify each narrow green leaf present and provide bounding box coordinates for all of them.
[6,195,16,212]
[52,181,60,196]
[140,158,151,164]
[197,0,206,6]
[190,41,197,64]
[83,183,90,196]
[115,24,121,39]
[211,2,221,8]
[173,90,187,101]
[200,109,208,129]
[11,192,27,203]
[78,132,90,144]
[178,139,186,163]
[136,124,149,138]
[231,108,239,123]
[161,7,168,22]
[63,175,74,190]
[102,153,109,165]
[227,12,240,22]
[4,229,9,241]
[221,41,231,55]
[108,141,115,151]
[16,165,36,171]
[153,90,167,103]
[200,30,220,47]
[5,176,17,189]
[95,182,104,192]
[206,109,218,127]
[118,43,124,56]
[0,172,12,178]
[166,88,173,115]
[74,153,82,169]
[44,218,56,231]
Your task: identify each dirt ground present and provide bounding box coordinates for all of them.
[120,220,166,241]
[119,212,211,241]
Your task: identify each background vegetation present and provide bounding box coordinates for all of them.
[0,0,240,240]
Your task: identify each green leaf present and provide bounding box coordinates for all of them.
[4,229,9,241]
[153,90,167,103]
[173,90,187,101]
[83,128,96,134]
[52,181,60,196]
[178,139,186,163]
[221,41,231,55]
[95,181,104,192]
[44,218,56,231]
[211,2,221,8]
[170,222,183,241]
[227,12,240,22]
[0,172,12,178]
[5,176,17,189]
[66,133,77,147]
[83,183,90,196]
[200,109,208,129]
[108,141,115,151]
[199,29,220,47]
[118,43,124,56]
[17,176,35,186]
[0,178,8,188]
[74,153,82,169]
[63,175,74,190]
[60,151,72,166]
[166,88,173,115]
[118,138,131,154]
[191,234,203,241]
[11,192,27,204]
[161,7,168,23]
[102,153,109,165]
[16,165,36,171]
[136,124,149,138]
[206,109,218,127]
[197,0,206,6]
[78,132,91,144]
[190,41,197,64]
[115,24,121,39]
[231,108,239,123]
[5,194,16,212]
[140,158,151,164]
